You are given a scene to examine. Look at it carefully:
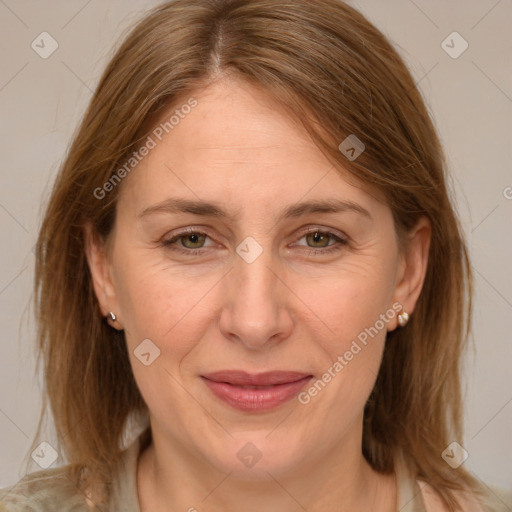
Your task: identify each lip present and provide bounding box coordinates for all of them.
[201,371,313,412]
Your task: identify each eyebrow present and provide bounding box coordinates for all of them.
[138,197,372,222]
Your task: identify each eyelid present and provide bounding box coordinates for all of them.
[302,225,346,238]
[292,226,348,244]
[161,226,218,246]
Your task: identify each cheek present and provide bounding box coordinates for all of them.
[113,264,221,420]
[290,260,395,416]
[295,274,390,435]
[292,262,395,352]
[111,248,222,364]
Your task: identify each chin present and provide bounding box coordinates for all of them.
[203,432,308,481]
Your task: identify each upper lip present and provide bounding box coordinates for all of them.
[201,371,312,386]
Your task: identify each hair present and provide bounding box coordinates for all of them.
[30,0,484,509]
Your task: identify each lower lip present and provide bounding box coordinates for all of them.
[201,376,312,412]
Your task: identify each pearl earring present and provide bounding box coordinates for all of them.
[398,311,409,327]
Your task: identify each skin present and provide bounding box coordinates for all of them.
[86,75,431,511]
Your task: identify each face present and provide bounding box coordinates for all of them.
[87,76,429,480]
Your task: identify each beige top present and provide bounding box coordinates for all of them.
[0,432,505,511]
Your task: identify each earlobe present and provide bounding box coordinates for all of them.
[83,223,121,327]
[389,216,431,331]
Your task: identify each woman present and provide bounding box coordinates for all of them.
[0,0,506,510]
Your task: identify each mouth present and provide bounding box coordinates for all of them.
[201,371,313,412]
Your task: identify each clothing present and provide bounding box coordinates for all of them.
[0,431,506,511]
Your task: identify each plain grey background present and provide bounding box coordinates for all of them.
[0,0,511,499]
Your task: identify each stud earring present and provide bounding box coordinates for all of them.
[398,311,409,327]
[107,311,117,322]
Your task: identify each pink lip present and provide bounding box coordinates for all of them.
[201,371,313,412]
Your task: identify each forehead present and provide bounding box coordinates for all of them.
[118,77,384,215]
[161,78,331,167]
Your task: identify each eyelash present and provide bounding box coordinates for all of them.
[161,227,348,257]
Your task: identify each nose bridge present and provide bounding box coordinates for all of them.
[235,250,275,303]
[219,241,292,348]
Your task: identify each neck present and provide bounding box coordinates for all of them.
[136,426,397,512]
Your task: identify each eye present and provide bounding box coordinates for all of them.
[161,228,215,255]
[177,232,207,249]
[293,228,347,255]
[160,226,347,258]
[304,231,332,248]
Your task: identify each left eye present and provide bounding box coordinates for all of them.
[294,230,346,250]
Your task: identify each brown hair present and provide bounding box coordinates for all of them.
[31,0,483,509]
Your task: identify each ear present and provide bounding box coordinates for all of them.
[84,223,122,329]
[388,216,431,331]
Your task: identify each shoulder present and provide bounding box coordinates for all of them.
[418,479,512,512]
[0,426,149,512]
[0,466,92,512]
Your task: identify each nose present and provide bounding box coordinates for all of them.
[218,247,294,350]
